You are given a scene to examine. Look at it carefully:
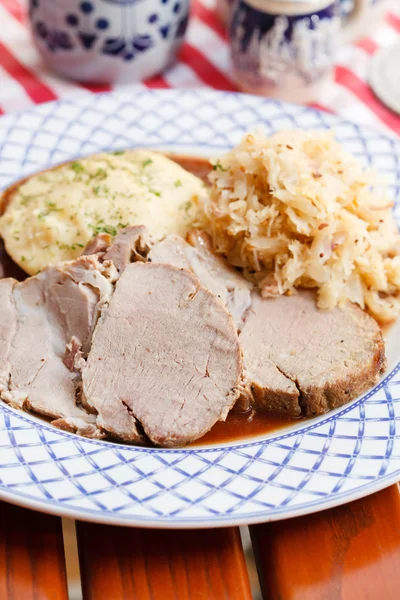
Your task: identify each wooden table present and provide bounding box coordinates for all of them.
[1,484,399,599]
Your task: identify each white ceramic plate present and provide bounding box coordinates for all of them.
[370,42,400,116]
[0,89,400,528]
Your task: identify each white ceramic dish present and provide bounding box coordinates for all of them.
[0,89,399,528]
[370,42,400,116]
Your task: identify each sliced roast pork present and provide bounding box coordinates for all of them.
[145,227,386,418]
[82,262,242,446]
[0,255,113,437]
[0,224,387,444]
[0,278,16,393]
[82,232,112,258]
[103,225,152,274]
[133,230,386,417]
[86,226,252,328]
[148,230,252,329]
[240,291,386,417]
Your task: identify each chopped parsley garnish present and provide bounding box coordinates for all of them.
[37,203,63,219]
[150,189,161,197]
[89,223,118,237]
[20,194,31,206]
[174,179,182,187]
[212,162,227,172]
[94,168,107,180]
[21,256,26,262]
[70,162,84,174]
[113,150,125,155]
[142,159,153,168]
[181,200,192,213]
[59,243,84,251]
[93,185,101,196]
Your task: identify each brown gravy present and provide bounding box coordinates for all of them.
[192,411,298,447]
[0,151,297,444]
[166,153,212,183]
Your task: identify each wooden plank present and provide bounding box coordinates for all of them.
[0,501,69,600]
[76,523,252,600]
[250,484,400,600]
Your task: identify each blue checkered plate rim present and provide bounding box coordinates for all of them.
[0,89,399,528]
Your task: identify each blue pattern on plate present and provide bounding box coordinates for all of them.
[0,89,399,527]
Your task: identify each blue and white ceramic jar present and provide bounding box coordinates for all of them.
[340,0,386,42]
[229,0,371,101]
[28,0,190,84]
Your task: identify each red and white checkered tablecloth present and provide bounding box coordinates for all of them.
[0,0,399,136]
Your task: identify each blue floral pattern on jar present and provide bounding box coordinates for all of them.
[29,0,189,59]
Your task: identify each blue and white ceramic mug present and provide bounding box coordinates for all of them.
[230,0,367,102]
[218,0,370,30]
[28,0,190,84]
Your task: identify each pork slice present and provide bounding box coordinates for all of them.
[0,278,17,393]
[82,262,242,447]
[240,290,386,417]
[148,229,252,329]
[82,233,112,258]
[93,226,252,329]
[51,416,104,439]
[103,225,153,274]
[0,255,113,437]
[45,255,114,355]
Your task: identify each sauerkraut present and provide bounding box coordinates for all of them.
[202,129,400,323]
